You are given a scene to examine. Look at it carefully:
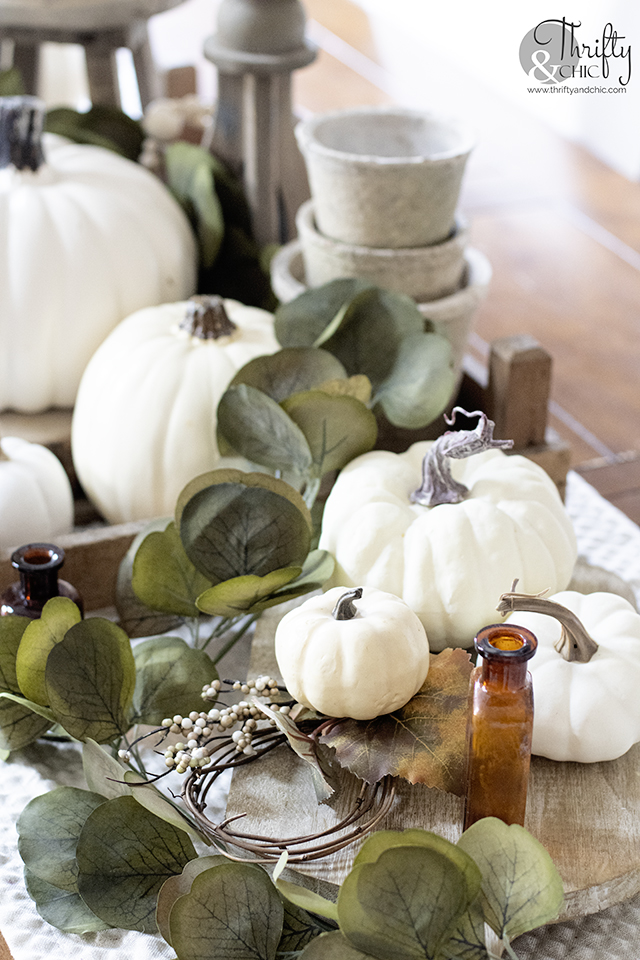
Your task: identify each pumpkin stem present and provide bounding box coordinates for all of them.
[0,95,46,172]
[332,587,363,621]
[410,408,514,507]
[496,585,599,664]
[180,295,238,340]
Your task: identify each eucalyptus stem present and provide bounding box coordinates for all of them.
[302,475,322,511]
[503,936,521,960]
[212,614,258,664]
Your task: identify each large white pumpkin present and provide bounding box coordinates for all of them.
[71,296,280,524]
[319,417,577,651]
[0,96,196,413]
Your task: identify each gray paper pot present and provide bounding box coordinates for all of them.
[295,106,474,249]
[296,199,467,302]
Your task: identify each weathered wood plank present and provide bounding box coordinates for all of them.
[0,521,146,612]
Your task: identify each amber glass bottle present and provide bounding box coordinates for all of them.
[0,543,83,619]
[463,623,537,830]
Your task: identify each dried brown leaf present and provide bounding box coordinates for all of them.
[318,649,473,795]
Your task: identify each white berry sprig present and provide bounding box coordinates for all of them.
[150,675,293,774]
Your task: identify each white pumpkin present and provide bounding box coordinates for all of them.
[0,437,74,549]
[71,295,280,524]
[499,588,640,763]
[275,586,430,719]
[0,96,196,413]
[319,413,577,651]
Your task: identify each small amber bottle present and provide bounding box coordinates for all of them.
[0,543,83,619]
[463,623,537,830]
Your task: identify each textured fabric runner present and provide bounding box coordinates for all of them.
[1,471,640,959]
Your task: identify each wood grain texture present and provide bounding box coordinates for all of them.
[226,606,640,922]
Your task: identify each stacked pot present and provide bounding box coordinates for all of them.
[271,106,491,373]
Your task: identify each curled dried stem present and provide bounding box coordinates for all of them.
[497,583,599,663]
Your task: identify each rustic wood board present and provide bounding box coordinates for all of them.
[226,604,640,922]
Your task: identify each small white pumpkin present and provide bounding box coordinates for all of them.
[499,587,640,763]
[275,585,430,720]
[0,96,196,413]
[319,411,577,651]
[71,295,280,524]
[0,437,74,549]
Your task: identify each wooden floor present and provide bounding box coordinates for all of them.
[293,0,640,523]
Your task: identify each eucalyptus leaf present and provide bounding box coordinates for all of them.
[76,795,196,933]
[175,469,312,532]
[374,333,456,429]
[281,391,377,474]
[122,772,205,847]
[275,878,339,924]
[280,899,335,953]
[165,141,224,267]
[457,818,564,942]
[0,615,51,752]
[228,347,348,402]
[0,691,56,723]
[16,597,82,706]
[321,287,425,388]
[131,521,211,619]
[278,549,335,594]
[217,384,313,475]
[83,739,132,801]
[24,869,111,935]
[440,899,489,960]
[275,279,373,347]
[46,105,144,160]
[18,786,106,892]
[45,618,136,743]
[318,375,372,404]
[179,476,312,585]
[196,567,302,617]
[168,861,283,960]
[84,739,203,844]
[299,932,376,960]
[116,518,183,638]
[338,837,481,960]
[132,635,217,724]
[157,855,229,946]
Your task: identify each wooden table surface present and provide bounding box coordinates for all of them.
[294,0,640,524]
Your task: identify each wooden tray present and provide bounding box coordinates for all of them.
[226,606,640,923]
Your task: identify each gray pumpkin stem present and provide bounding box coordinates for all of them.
[411,408,514,507]
[180,295,238,340]
[0,96,46,172]
[496,584,599,664]
[332,587,363,621]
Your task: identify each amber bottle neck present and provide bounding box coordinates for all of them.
[479,658,528,691]
[11,543,63,607]
[474,623,537,691]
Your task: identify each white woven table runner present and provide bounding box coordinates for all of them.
[2,471,640,960]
